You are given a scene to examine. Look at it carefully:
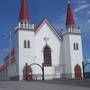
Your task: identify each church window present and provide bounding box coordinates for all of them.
[73,43,76,50]
[73,43,79,50]
[28,40,30,48]
[24,40,27,48]
[76,43,79,50]
[24,40,30,48]
[43,45,52,66]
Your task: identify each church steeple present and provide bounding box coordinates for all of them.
[19,0,29,22]
[16,0,34,30]
[66,1,75,31]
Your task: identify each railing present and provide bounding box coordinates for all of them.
[62,28,81,35]
[25,73,83,81]
[15,23,34,30]
[0,73,84,81]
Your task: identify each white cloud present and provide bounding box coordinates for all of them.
[87,19,90,23]
[87,11,90,14]
[74,4,90,13]
[73,0,87,4]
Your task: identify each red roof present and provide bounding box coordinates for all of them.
[0,48,16,71]
[4,48,16,61]
[19,0,28,21]
[66,1,75,26]
[34,18,46,31]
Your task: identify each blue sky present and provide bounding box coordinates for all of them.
[0,0,90,71]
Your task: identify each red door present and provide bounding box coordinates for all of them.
[74,64,82,79]
[23,64,32,80]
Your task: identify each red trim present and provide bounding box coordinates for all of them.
[0,48,16,71]
[34,18,46,31]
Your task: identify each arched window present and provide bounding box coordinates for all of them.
[24,40,30,48]
[73,43,79,50]
[24,40,26,48]
[28,40,30,48]
[73,43,76,50]
[76,43,79,50]
[43,45,52,66]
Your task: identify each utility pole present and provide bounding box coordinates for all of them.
[9,31,12,65]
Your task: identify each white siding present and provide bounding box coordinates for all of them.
[35,22,61,78]
[16,29,35,80]
[62,32,83,78]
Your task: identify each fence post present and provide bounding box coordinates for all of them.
[82,61,85,78]
[42,63,44,80]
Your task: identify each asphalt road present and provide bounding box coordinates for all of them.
[0,80,90,90]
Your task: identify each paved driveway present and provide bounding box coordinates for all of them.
[0,80,89,90]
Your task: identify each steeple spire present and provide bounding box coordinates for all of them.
[19,0,28,22]
[66,1,75,28]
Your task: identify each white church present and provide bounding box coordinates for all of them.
[0,0,83,80]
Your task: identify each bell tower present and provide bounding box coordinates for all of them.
[62,1,83,79]
[15,0,35,80]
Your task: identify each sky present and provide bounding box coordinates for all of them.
[0,0,90,71]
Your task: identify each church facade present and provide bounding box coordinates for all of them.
[0,0,83,80]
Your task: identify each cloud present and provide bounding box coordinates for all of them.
[87,19,90,23]
[74,4,90,13]
[73,0,87,5]
[87,11,90,14]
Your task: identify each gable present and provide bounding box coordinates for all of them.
[34,18,61,40]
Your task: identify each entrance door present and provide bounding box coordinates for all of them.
[74,64,82,79]
[23,63,32,80]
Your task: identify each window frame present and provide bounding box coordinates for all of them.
[73,43,79,50]
[24,40,30,48]
[24,40,27,48]
[43,45,52,66]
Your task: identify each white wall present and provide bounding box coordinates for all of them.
[15,21,84,80]
[62,34,71,77]
[62,32,83,78]
[35,22,61,77]
[16,29,35,80]
[69,34,83,78]
[15,21,61,80]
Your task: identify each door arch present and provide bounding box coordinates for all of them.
[74,64,82,79]
[23,63,44,80]
[29,63,44,80]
